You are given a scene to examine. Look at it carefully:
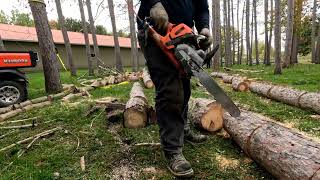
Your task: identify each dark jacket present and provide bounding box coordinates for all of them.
[138,0,209,32]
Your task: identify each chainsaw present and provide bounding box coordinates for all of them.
[144,21,241,117]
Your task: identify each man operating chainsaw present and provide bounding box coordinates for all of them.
[137,0,212,177]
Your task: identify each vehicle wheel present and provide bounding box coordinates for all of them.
[0,81,27,107]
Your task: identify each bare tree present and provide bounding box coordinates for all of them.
[108,0,124,72]
[237,0,240,64]
[239,0,246,65]
[86,0,101,73]
[268,0,273,64]
[127,0,139,72]
[316,24,320,64]
[78,0,94,76]
[283,0,294,68]
[246,0,252,65]
[223,0,232,67]
[264,0,269,65]
[253,0,259,65]
[29,0,62,93]
[311,0,317,63]
[55,0,76,76]
[0,34,5,51]
[274,0,282,75]
[231,0,235,65]
[291,0,303,64]
[213,0,221,70]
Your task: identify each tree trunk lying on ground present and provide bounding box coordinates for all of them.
[188,98,224,132]
[249,82,320,114]
[232,77,250,92]
[123,82,148,128]
[211,72,228,78]
[223,110,320,179]
[142,68,154,89]
[222,75,235,84]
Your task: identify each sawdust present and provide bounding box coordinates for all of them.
[215,155,240,169]
[283,121,296,129]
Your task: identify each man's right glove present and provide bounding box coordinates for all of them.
[150,2,169,32]
[199,28,213,51]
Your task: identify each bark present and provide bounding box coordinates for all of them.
[283,0,295,68]
[299,93,320,114]
[274,0,282,74]
[107,0,124,72]
[311,0,317,63]
[142,68,154,89]
[269,86,306,107]
[78,0,94,76]
[224,110,320,180]
[124,82,148,128]
[211,72,228,78]
[55,0,76,76]
[127,0,139,72]
[253,0,259,65]
[222,75,235,84]
[316,26,320,64]
[236,0,240,64]
[0,34,5,51]
[189,98,224,132]
[223,0,232,67]
[29,0,62,93]
[264,0,270,65]
[231,0,235,65]
[291,0,303,64]
[246,0,252,66]
[213,0,221,70]
[249,82,274,98]
[232,77,249,92]
[267,0,273,65]
[240,1,246,65]
[86,0,101,72]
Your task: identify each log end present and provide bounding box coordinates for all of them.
[145,81,154,89]
[123,108,147,128]
[200,103,224,132]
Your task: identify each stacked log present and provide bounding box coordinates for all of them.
[125,71,142,82]
[142,68,154,89]
[188,98,224,132]
[123,82,148,128]
[223,110,320,179]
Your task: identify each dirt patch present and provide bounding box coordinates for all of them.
[215,155,240,169]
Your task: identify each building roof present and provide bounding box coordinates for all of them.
[0,23,132,48]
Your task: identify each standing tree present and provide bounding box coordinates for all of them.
[78,0,94,76]
[311,0,317,63]
[127,0,139,72]
[223,0,232,67]
[29,0,62,93]
[0,34,5,51]
[283,0,294,68]
[268,0,273,63]
[55,0,77,76]
[253,0,259,65]
[274,0,282,74]
[108,0,124,72]
[291,0,303,64]
[86,0,101,73]
[239,1,246,65]
[237,0,240,64]
[246,0,252,65]
[264,0,270,65]
[316,24,320,64]
[231,0,235,64]
[213,0,221,70]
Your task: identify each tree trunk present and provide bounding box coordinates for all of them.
[86,0,101,73]
[127,0,139,72]
[224,110,320,180]
[274,0,282,75]
[232,77,250,92]
[0,34,5,51]
[311,0,317,63]
[283,0,294,68]
[264,0,269,65]
[189,98,224,132]
[108,0,124,72]
[246,0,252,66]
[78,0,94,76]
[253,0,259,65]
[236,0,240,64]
[240,1,246,65]
[142,68,154,89]
[55,0,76,76]
[123,82,148,128]
[291,0,303,64]
[213,0,221,70]
[231,0,235,65]
[267,0,273,65]
[223,0,232,67]
[315,25,320,64]
[29,0,62,93]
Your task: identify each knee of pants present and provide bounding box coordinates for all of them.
[156,82,185,112]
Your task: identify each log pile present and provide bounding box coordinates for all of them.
[223,110,320,179]
[188,98,224,132]
[142,68,154,89]
[125,71,142,82]
[123,82,149,128]
[89,74,127,88]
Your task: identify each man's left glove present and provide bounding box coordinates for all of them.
[199,28,213,50]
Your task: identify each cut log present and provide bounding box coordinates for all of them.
[79,86,95,92]
[188,98,224,132]
[249,82,274,98]
[222,75,236,84]
[142,68,154,89]
[211,72,228,78]
[224,110,320,180]
[108,75,115,85]
[91,80,102,87]
[0,106,13,114]
[31,96,49,104]
[268,86,307,107]
[298,93,320,114]
[123,82,148,128]
[232,77,249,92]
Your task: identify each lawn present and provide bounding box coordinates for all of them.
[1,64,319,179]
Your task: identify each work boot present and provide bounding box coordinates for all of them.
[164,152,194,177]
[184,129,208,144]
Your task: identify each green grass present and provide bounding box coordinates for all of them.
[1,64,319,179]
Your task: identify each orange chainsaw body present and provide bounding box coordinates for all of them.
[0,51,38,69]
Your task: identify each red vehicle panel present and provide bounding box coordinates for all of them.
[0,51,38,69]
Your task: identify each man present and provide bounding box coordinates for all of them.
[137,0,212,177]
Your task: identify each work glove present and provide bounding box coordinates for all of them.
[199,28,213,50]
[150,2,169,32]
